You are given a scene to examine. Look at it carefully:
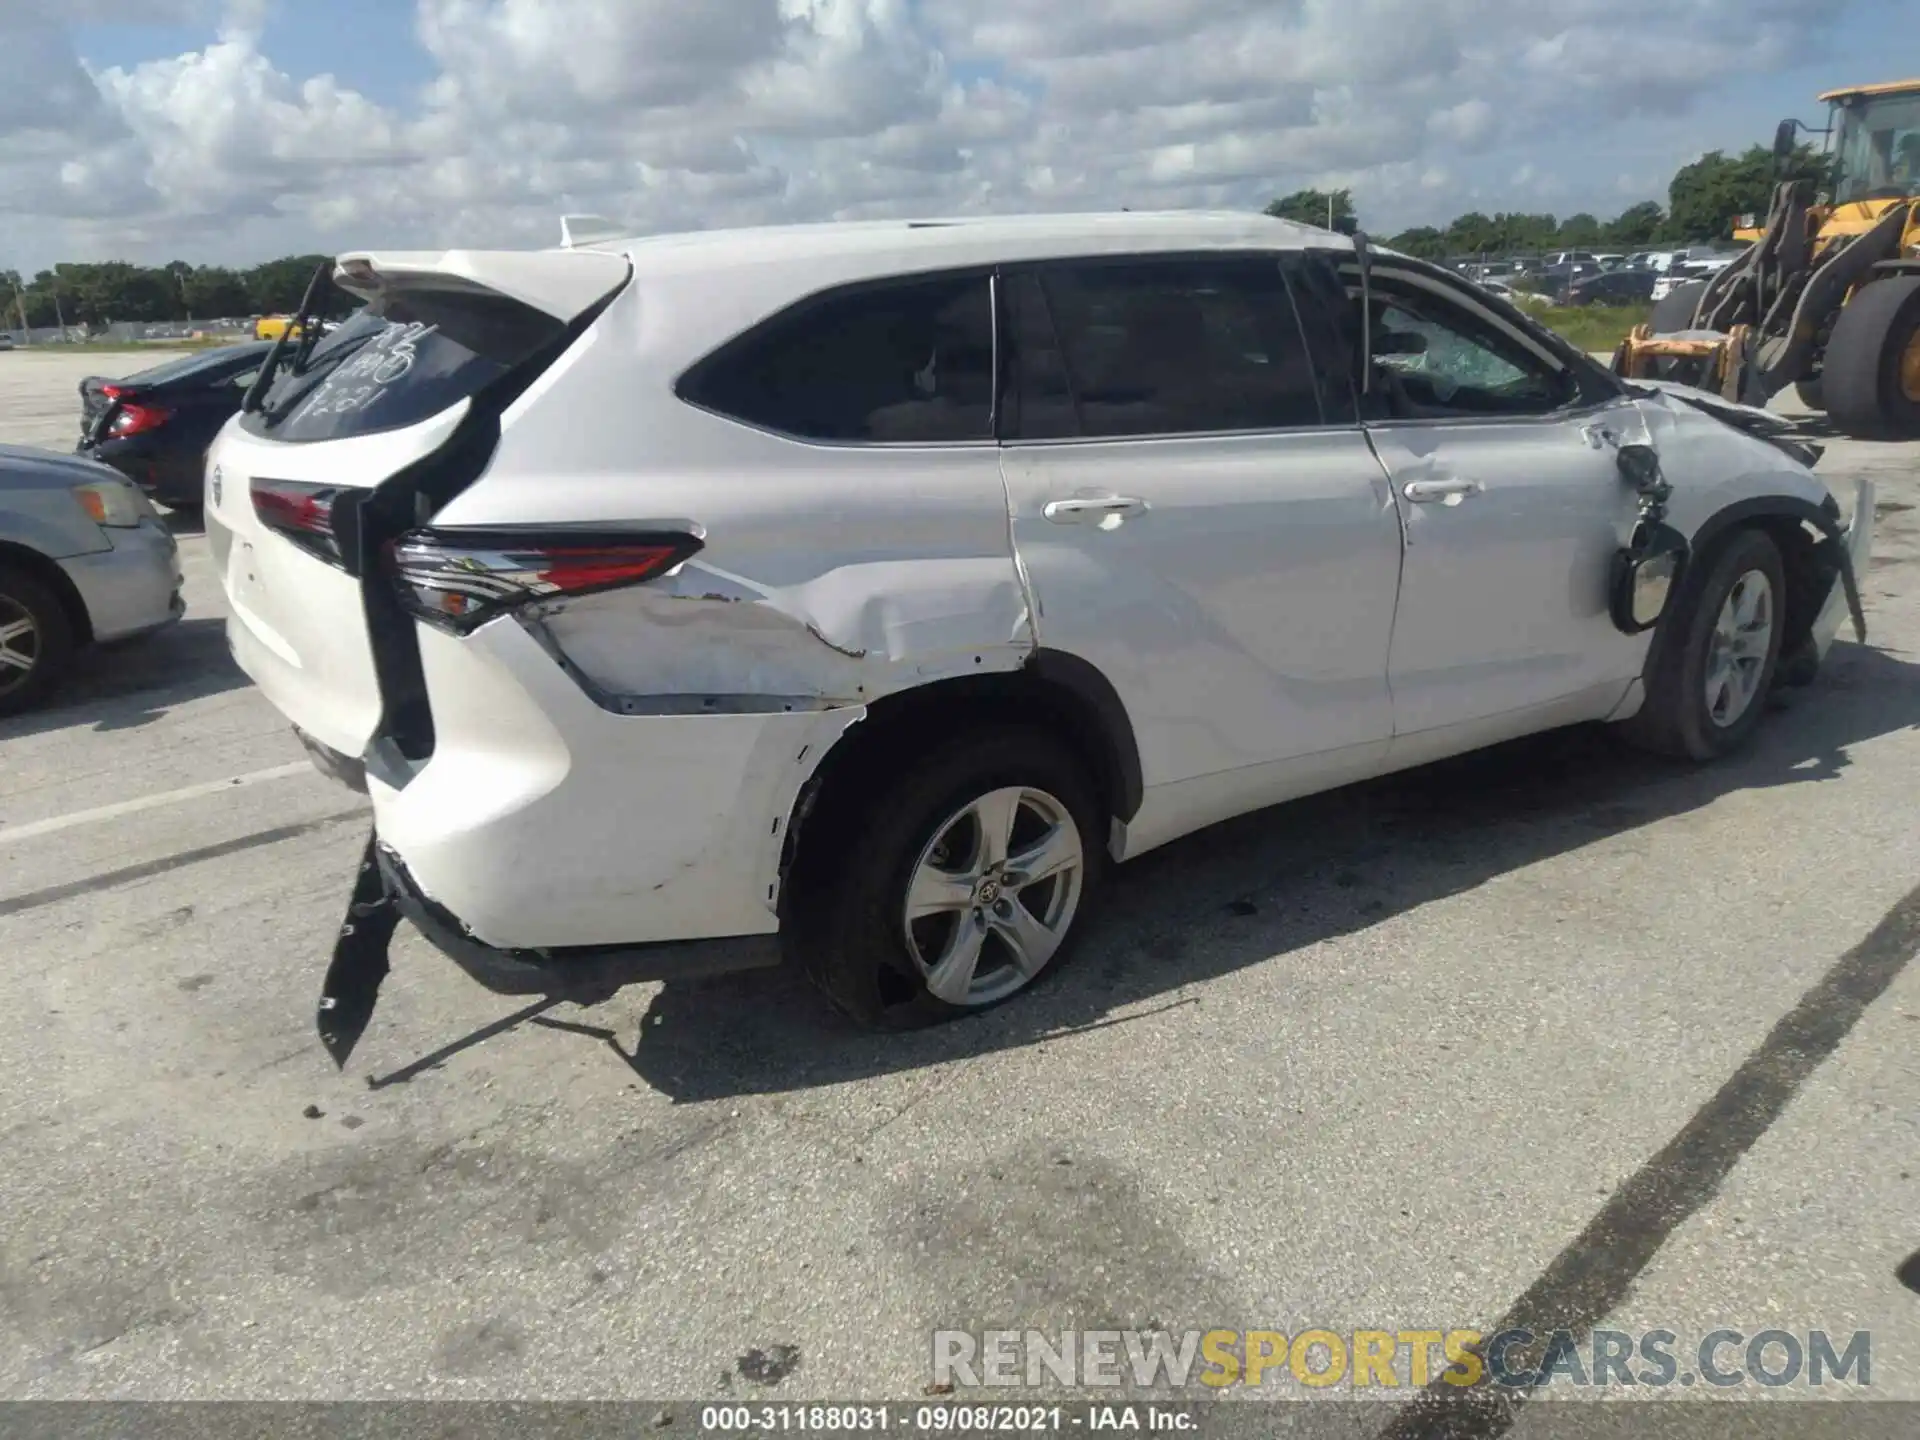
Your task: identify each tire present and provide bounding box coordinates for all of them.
[792,726,1105,1029]
[0,564,77,718]
[1650,279,1709,334]
[1822,274,1920,439]
[1793,377,1825,411]
[1617,528,1786,761]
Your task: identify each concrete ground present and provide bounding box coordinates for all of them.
[1,345,1916,1425]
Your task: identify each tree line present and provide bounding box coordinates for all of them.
[2,255,357,331]
[1267,142,1829,260]
[2,139,1825,328]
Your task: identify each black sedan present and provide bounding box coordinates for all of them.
[1564,268,1657,307]
[77,341,273,509]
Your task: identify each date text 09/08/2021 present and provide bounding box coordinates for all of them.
[700,1404,1193,1433]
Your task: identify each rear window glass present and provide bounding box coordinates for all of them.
[238,289,567,444]
[679,272,994,443]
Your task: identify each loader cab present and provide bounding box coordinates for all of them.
[1819,81,1920,205]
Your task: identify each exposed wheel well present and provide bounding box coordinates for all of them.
[1681,508,1829,679]
[778,653,1141,921]
[0,541,93,646]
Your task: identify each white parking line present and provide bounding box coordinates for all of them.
[0,762,314,846]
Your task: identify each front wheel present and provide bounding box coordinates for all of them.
[794,727,1104,1028]
[1616,528,1785,760]
[0,566,77,718]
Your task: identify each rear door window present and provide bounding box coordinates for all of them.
[1010,256,1324,439]
[238,290,567,444]
[678,271,995,443]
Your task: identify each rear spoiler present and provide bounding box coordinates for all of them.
[332,248,632,323]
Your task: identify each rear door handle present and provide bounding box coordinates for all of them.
[1043,496,1150,524]
[1402,478,1484,505]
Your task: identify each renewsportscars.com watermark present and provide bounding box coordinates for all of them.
[931,1327,1872,1391]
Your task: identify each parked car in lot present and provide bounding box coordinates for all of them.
[77,341,273,509]
[1564,268,1658,307]
[206,212,1873,1053]
[0,446,183,715]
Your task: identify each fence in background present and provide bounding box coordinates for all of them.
[2,317,255,346]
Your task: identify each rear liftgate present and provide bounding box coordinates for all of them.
[304,248,646,1066]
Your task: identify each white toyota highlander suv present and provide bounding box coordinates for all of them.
[206,211,1872,1061]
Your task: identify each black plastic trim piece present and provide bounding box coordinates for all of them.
[376,844,782,998]
[1027,647,1145,822]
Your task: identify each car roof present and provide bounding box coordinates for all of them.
[584,211,1354,278]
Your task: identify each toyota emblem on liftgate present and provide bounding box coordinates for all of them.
[210,465,222,506]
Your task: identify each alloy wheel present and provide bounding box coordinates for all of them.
[0,595,40,697]
[901,785,1086,1006]
[1704,569,1774,728]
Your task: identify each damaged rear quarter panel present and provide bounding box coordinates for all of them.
[428,273,1034,711]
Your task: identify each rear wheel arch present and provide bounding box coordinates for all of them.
[0,540,92,646]
[778,651,1143,917]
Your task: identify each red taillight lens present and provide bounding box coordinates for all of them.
[251,477,366,568]
[387,528,704,634]
[107,402,170,437]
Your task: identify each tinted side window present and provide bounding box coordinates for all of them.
[681,273,993,443]
[1024,258,1323,439]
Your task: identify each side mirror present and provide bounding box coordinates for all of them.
[1610,522,1689,634]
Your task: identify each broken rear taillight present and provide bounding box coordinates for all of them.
[252,477,367,568]
[386,528,704,635]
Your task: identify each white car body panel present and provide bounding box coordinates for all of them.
[373,619,860,948]
[433,276,1031,705]
[1368,397,1653,742]
[333,248,633,320]
[1000,428,1403,858]
[210,402,473,757]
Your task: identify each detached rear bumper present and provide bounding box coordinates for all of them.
[1810,477,1875,661]
[375,841,781,998]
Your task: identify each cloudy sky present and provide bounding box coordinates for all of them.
[1,0,1905,272]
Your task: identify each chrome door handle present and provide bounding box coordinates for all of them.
[1043,496,1150,524]
[1402,478,1484,505]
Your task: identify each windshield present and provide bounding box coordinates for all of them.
[1832,90,1920,203]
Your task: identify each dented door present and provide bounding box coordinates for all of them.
[994,258,1404,855]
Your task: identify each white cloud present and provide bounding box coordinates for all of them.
[0,0,1856,270]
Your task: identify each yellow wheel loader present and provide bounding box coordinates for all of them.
[1613,79,1920,438]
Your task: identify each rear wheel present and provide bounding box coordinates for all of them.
[1617,528,1785,760]
[0,565,77,718]
[1793,377,1825,411]
[1822,275,1920,439]
[793,727,1104,1028]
